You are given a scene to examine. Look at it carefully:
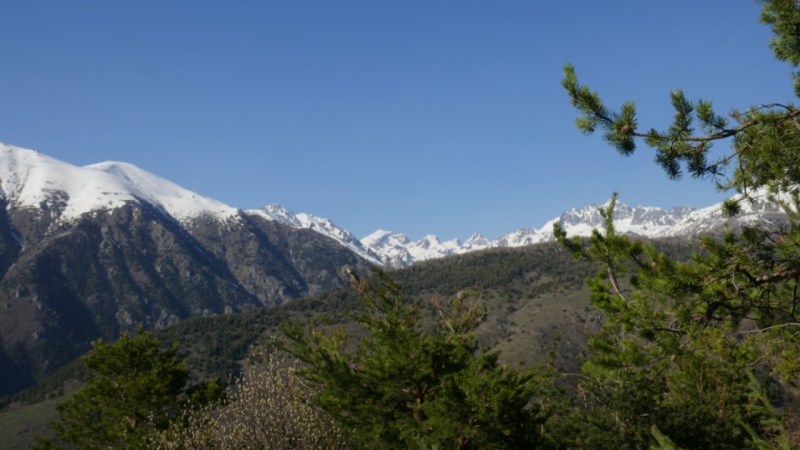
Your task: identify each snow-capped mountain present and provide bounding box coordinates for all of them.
[0,144,239,223]
[0,143,383,265]
[0,143,372,396]
[361,194,789,268]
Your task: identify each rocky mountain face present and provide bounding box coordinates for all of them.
[0,144,369,396]
[248,204,383,265]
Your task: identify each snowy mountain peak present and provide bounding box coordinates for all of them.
[417,235,443,248]
[85,160,239,221]
[257,203,304,227]
[361,229,411,247]
[248,204,382,266]
[463,233,491,250]
[0,143,239,222]
[359,230,416,268]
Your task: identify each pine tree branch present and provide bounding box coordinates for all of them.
[754,267,800,285]
[632,104,800,143]
[738,322,800,334]
[606,266,628,303]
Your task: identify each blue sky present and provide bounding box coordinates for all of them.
[0,1,794,240]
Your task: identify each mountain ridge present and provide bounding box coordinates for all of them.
[359,195,787,267]
[0,142,788,269]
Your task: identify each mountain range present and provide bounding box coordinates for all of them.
[0,142,787,397]
[359,194,787,267]
[182,173,787,269]
[0,140,773,269]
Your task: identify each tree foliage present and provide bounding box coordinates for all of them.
[36,329,194,449]
[283,270,560,449]
[555,197,793,448]
[558,0,800,447]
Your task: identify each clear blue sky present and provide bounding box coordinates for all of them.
[0,1,794,240]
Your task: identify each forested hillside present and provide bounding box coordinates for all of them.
[159,241,601,377]
[0,241,603,448]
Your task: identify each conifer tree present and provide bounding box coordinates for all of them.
[36,329,190,449]
[283,270,559,449]
[558,0,800,447]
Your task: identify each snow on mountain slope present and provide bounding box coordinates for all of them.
[409,235,464,260]
[0,143,239,222]
[361,230,416,267]
[359,230,469,267]
[248,204,383,265]
[548,202,695,238]
[661,192,787,236]
[86,161,239,221]
[362,193,790,268]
